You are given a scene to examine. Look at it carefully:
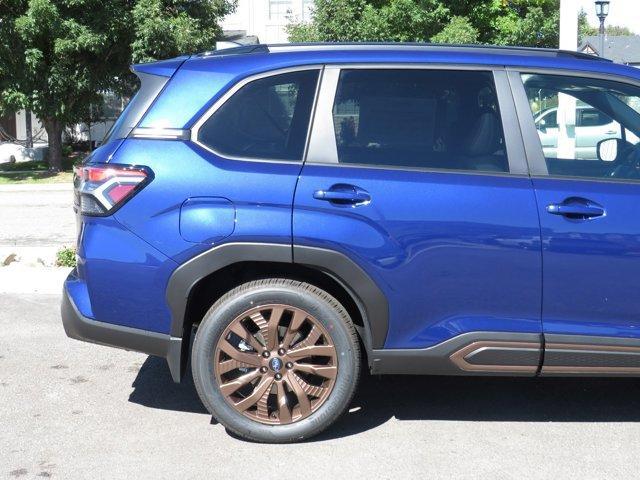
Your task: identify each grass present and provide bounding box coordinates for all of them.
[0,153,80,184]
[56,247,77,268]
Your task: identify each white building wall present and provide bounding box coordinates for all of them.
[221,0,314,44]
[14,110,47,143]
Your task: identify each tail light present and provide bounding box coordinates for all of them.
[73,163,152,216]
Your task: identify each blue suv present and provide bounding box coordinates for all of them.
[62,43,640,443]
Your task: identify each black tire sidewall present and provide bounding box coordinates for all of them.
[191,281,359,443]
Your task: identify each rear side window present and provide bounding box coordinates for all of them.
[331,69,509,173]
[198,70,319,161]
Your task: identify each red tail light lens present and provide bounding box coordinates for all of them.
[74,163,152,216]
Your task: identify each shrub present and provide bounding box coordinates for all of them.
[56,247,76,267]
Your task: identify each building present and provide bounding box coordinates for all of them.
[221,0,314,44]
[579,35,640,66]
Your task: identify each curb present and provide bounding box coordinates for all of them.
[1,246,73,268]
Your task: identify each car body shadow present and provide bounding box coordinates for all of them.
[129,356,640,441]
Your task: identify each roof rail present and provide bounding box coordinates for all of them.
[193,42,612,62]
[266,42,612,62]
[195,44,270,58]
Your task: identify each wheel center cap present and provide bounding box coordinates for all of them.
[269,357,283,372]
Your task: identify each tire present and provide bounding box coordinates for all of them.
[191,279,361,443]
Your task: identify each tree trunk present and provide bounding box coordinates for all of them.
[43,118,63,172]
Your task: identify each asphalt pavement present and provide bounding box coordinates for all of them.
[2,293,640,479]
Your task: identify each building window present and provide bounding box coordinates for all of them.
[269,0,292,20]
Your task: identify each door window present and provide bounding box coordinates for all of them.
[521,73,640,179]
[331,69,509,173]
[197,70,319,161]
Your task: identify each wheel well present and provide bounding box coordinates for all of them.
[182,261,369,358]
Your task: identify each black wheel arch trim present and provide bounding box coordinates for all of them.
[166,242,390,372]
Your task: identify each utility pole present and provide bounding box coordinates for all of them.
[557,0,578,159]
[595,1,610,58]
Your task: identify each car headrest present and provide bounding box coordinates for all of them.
[465,109,501,157]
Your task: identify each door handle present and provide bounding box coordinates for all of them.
[546,198,605,219]
[313,184,371,205]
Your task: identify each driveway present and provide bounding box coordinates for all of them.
[2,293,639,479]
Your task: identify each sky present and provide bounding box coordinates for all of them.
[576,0,640,33]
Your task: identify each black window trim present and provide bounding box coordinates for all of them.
[190,65,323,164]
[304,63,529,177]
[508,66,640,184]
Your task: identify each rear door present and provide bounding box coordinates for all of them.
[293,65,543,367]
[511,70,640,374]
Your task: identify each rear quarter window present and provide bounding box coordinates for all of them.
[102,72,169,143]
[196,69,320,162]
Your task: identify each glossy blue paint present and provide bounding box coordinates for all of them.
[76,215,177,333]
[293,165,543,348]
[533,177,640,339]
[179,197,236,243]
[64,44,640,353]
[110,139,302,263]
[131,56,189,78]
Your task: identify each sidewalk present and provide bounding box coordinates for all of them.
[0,265,72,294]
[0,182,73,192]
[0,181,75,293]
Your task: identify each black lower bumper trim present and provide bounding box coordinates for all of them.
[61,285,183,382]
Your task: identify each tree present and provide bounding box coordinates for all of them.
[288,0,562,48]
[0,0,234,171]
[431,16,479,44]
[578,8,633,43]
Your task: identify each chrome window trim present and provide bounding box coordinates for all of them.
[191,65,323,164]
[130,127,190,140]
[305,64,523,175]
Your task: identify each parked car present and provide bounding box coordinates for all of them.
[62,43,640,443]
[534,104,640,159]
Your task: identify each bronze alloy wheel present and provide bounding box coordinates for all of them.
[213,304,338,425]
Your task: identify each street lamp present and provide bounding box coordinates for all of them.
[595,0,610,58]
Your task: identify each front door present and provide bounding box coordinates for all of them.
[516,70,640,374]
[294,66,542,367]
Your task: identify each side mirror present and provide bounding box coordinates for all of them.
[597,138,621,162]
[537,118,546,132]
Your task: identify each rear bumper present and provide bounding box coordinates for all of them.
[61,273,183,382]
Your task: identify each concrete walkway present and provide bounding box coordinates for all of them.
[0,182,75,293]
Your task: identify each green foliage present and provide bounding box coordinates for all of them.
[131,0,234,63]
[288,0,565,48]
[0,0,235,170]
[578,8,633,43]
[56,246,76,268]
[431,16,479,44]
